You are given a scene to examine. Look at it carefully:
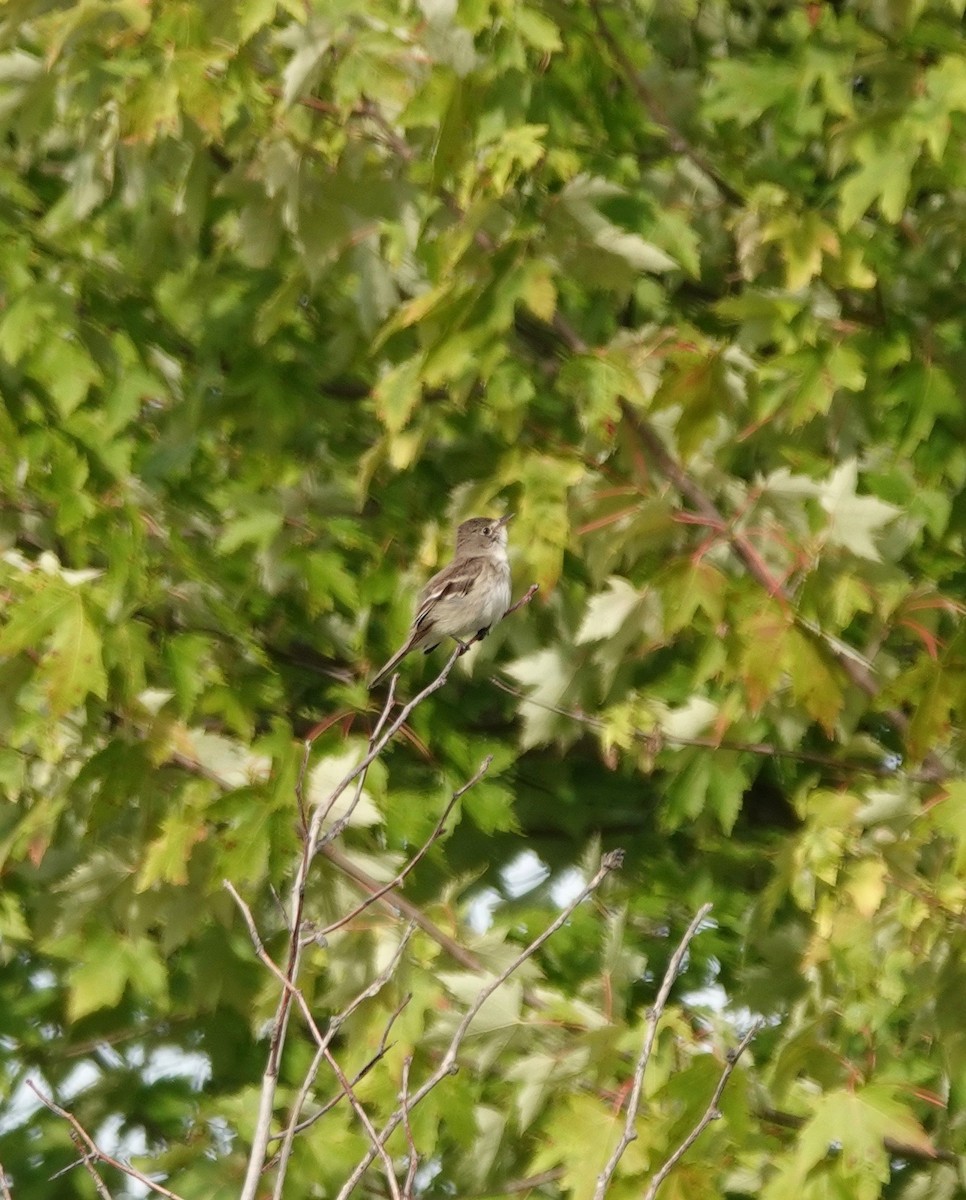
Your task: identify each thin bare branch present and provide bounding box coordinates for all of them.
[400,1056,419,1199]
[334,850,625,1200]
[318,674,398,842]
[320,755,493,936]
[295,736,314,834]
[240,646,462,1200]
[223,880,327,1047]
[504,582,540,618]
[491,676,939,785]
[320,843,485,973]
[642,1021,762,1200]
[273,992,411,1144]
[241,591,536,1199]
[269,930,415,1198]
[324,1048,402,1200]
[320,845,556,1013]
[466,1168,564,1197]
[27,1082,185,1200]
[49,1150,114,1200]
[240,730,326,1200]
[0,1164,12,1200]
[309,643,464,856]
[593,903,713,1200]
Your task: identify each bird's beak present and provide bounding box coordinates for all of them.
[497,512,513,528]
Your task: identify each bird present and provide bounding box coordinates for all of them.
[369,514,512,688]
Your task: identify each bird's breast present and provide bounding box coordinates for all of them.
[481,562,512,627]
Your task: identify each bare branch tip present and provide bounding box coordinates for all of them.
[602,848,625,872]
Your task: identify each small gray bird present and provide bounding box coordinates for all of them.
[369,514,512,688]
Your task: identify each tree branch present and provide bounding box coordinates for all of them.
[399,1055,419,1199]
[274,925,411,1200]
[320,842,486,973]
[319,754,493,937]
[270,954,413,1198]
[270,992,410,1145]
[593,902,712,1200]
[587,0,744,206]
[27,1082,185,1200]
[642,1021,762,1200]
[239,645,469,1200]
[505,582,540,618]
[334,850,626,1200]
[324,1047,403,1200]
[617,401,947,778]
[491,676,940,785]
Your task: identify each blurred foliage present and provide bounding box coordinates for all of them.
[2,0,966,1195]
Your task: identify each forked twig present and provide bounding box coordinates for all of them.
[239,649,460,1200]
[267,929,415,1200]
[223,880,328,1047]
[593,903,712,1200]
[240,592,537,1200]
[323,1048,403,1200]
[272,993,411,1143]
[333,850,625,1200]
[27,1082,185,1200]
[320,755,493,937]
[641,1021,762,1200]
[318,674,398,844]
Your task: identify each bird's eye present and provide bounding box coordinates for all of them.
[483,526,491,536]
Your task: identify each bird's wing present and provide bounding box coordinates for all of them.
[412,557,484,630]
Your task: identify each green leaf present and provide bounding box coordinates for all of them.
[786,628,842,734]
[237,0,278,42]
[42,597,108,716]
[783,1085,934,1191]
[739,607,790,712]
[216,507,284,555]
[512,7,562,53]
[32,334,102,416]
[838,132,920,228]
[845,858,887,918]
[705,59,800,126]
[0,584,75,655]
[280,20,332,107]
[510,454,582,590]
[374,357,424,435]
[137,808,208,890]
[461,778,518,834]
[67,931,130,1020]
[506,649,574,749]
[558,353,638,433]
[554,174,678,278]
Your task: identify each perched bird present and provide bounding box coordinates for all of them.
[369,514,512,687]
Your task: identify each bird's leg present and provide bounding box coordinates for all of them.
[455,626,491,656]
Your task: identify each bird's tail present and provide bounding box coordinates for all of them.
[368,634,419,689]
